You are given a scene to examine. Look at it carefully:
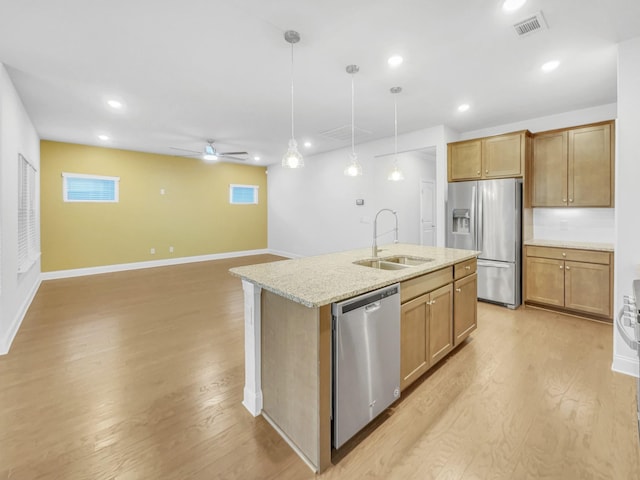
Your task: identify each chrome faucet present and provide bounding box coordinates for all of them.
[372,208,399,258]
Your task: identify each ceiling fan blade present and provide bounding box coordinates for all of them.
[170,146,201,154]
[219,151,248,156]
[220,154,247,161]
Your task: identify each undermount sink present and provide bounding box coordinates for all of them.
[353,259,412,270]
[383,255,434,266]
[353,255,434,270]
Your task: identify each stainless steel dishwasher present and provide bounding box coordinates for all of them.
[332,283,401,449]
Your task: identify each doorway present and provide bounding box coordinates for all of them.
[420,180,436,246]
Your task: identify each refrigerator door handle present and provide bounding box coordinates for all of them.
[471,184,477,250]
[477,260,511,269]
[477,185,483,253]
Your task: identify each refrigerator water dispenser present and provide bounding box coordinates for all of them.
[452,209,470,234]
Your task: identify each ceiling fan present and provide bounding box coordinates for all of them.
[170,139,248,162]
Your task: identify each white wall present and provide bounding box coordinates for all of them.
[459,104,617,243]
[268,126,447,257]
[0,64,41,354]
[613,37,640,377]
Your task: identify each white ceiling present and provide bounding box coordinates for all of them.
[1,0,639,165]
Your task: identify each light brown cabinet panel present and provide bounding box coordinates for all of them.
[454,273,477,346]
[428,284,453,366]
[400,294,430,391]
[564,261,611,317]
[568,123,613,207]
[532,121,614,207]
[525,256,565,307]
[448,131,530,182]
[532,131,568,206]
[448,140,482,181]
[482,133,525,178]
[524,245,613,320]
[454,258,477,280]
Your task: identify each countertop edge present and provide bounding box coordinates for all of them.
[524,239,614,252]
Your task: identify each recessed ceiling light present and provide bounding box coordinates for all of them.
[458,103,470,112]
[107,99,123,109]
[388,55,403,68]
[303,141,312,148]
[541,60,560,72]
[502,0,527,12]
[254,156,261,161]
[97,134,109,141]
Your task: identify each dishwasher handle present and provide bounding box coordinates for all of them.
[365,302,381,313]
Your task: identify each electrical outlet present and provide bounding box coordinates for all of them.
[150,248,155,255]
[160,188,165,195]
[169,246,174,253]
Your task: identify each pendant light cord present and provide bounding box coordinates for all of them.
[351,74,355,157]
[290,42,295,140]
[394,97,398,163]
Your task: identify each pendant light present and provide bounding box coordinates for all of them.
[282,30,304,169]
[388,86,405,182]
[344,64,363,177]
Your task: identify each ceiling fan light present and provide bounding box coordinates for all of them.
[282,138,304,168]
[203,144,218,161]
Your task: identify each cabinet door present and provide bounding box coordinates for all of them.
[448,140,482,181]
[428,284,453,366]
[564,261,611,317]
[400,293,430,391]
[532,131,568,206]
[454,273,477,346]
[525,256,565,307]
[482,133,523,178]
[568,123,613,207]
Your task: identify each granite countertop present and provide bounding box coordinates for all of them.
[229,243,479,308]
[524,239,614,252]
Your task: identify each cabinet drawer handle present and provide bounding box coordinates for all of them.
[485,169,489,174]
[559,265,564,269]
[465,265,471,270]
[565,266,571,270]
[476,170,480,175]
[456,288,461,293]
[562,198,567,202]
[569,198,574,203]
[562,252,566,257]
[430,300,436,305]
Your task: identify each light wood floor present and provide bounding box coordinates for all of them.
[1,255,638,479]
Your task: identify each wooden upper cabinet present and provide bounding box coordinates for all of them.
[532,131,568,207]
[532,121,614,207]
[482,132,525,178]
[569,123,613,207]
[448,131,530,182]
[448,140,482,181]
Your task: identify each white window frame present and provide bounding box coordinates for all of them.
[18,154,39,274]
[229,184,259,205]
[62,172,120,203]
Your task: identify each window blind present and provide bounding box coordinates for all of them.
[18,154,38,273]
[62,173,119,202]
[229,184,258,205]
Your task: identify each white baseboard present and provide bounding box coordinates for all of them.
[612,353,639,378]
[1,277,42,355]
[41,249,271,281]
[267,249,301,259]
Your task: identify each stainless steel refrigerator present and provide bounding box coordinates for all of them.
[446,178,522,309]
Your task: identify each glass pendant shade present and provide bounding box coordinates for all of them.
[388,162,405,181]
[282,138,304,168]
[344,153,363,177]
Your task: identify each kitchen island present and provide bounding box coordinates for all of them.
[229,243,479,472]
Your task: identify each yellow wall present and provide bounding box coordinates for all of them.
[40,141,268,272]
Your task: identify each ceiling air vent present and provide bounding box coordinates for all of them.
[318,125,372,142]
[513,11,547,37]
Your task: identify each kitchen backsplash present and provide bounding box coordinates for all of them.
[533,208,615,244]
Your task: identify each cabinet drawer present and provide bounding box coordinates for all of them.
[454,258,477,280]
[401,267,453,303]
[526,246,610,265]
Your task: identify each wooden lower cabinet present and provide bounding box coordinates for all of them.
[453,273,477,346]
[524,246,613,320]
[400,260,476,391]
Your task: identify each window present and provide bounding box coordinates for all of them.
[18,154,39,273]
[62,172,120,202]
[229,184,259,205]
